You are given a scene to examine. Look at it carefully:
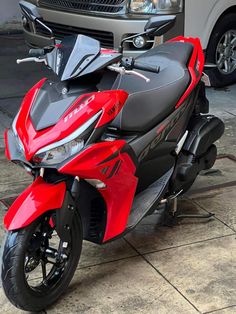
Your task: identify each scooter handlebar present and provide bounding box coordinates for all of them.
[121,57,160,74]
[133,60,160,74]
[29,48,45,57]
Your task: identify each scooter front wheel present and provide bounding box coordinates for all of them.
[1,211,82,312]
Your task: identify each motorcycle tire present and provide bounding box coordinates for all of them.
[1,210,82,312]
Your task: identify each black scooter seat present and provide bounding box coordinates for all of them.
[111,41,193,132]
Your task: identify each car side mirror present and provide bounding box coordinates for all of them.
[19,0,41,22]
[145,15,176,37]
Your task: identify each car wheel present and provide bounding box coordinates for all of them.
[205,13,236,87]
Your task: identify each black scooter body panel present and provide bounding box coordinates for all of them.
[30,80,97,131]
[131,89,197,193]
[170,114,224,194]
[184,115,225,156]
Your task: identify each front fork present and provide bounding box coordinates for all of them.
[54,178,80,243]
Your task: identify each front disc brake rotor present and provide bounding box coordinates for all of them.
[25,255,40,273]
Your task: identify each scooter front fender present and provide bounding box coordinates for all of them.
[4,177,66,231]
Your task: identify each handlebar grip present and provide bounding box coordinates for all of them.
[133,60,160,73]
[29,48,45,57]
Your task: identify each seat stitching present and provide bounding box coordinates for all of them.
[128,69,188,97]
[115,68,189,130]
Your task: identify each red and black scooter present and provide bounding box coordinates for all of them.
[1,1,224,311]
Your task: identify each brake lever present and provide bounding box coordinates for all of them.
[16,57,47,65]
[108,65,150,83]
[125,70,150,83]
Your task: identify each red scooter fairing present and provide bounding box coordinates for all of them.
[59,140,138,242]
[12,78,128,161]
[3,36,205,242]
[4,177,66,230]
[171,37,205,109]
[4,78,131,238]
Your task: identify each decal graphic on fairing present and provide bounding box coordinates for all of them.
[64,95,96,123]
[138,104,187,161]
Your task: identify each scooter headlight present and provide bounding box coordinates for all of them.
[32,137,84,166]
[32,111,102,166]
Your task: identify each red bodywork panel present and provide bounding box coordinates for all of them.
[4,177,66,230]
[59,140,138,242]
[4,36,205,242]
[101,48,118,54]
[169,37,205,109]
[15,80,128,160]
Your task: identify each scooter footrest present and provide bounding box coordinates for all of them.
[127,167,173,228]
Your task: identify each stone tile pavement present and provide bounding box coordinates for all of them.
[0,154,235,314]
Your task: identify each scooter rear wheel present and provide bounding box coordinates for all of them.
[1,211,82,312]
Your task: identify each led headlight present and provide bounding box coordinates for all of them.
[12,111,25,153]
[32,137,84,165]
[130,0,183,14]
[32,111,102,166]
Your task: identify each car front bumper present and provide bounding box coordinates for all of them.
[23,7,184,56]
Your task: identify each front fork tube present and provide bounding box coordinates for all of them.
[54,178,80,243]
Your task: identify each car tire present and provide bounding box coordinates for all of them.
[205,13,236,87]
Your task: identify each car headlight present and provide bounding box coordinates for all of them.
[129,0,183,14]
[31,111,102,166]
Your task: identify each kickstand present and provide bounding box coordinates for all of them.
[162,197,215,227]
[176,213,215,219]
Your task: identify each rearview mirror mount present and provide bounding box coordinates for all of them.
[19,0,54,39]
[19,0,41,22]
[119,15,176,53]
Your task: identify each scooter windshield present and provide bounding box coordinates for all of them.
[46,35,101,81]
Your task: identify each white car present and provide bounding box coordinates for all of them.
[23,0,236,87]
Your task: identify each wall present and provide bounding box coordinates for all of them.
[0,0,21,25]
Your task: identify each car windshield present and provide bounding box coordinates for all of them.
[46,35,101,81]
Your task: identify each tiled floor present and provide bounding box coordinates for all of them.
[0,155,235,314]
